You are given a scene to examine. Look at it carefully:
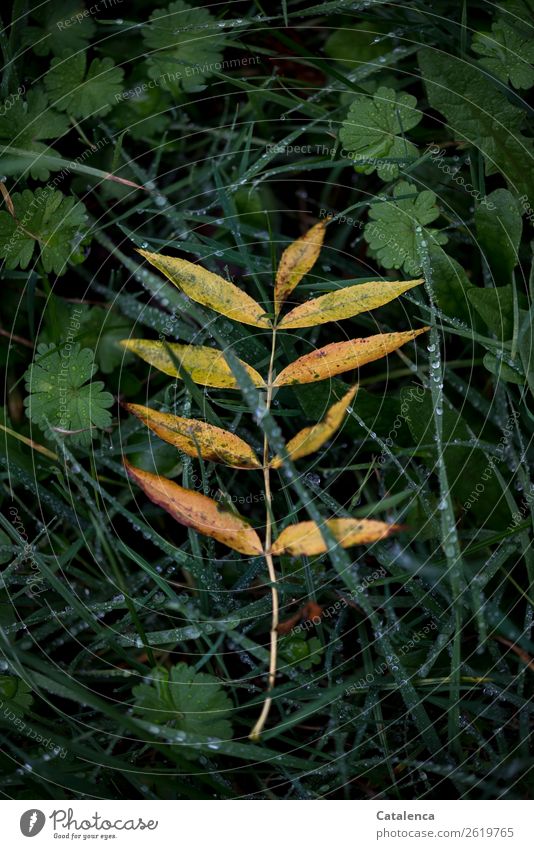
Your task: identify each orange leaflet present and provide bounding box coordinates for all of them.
[274,219,328,315]
[124,403,261,469]
[124,460,263,556]
[271,518,399,556]
[274,328,429,386]
[138,249,271,328]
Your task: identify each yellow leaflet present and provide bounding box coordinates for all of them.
[277,278,423,329]
[273,327,429,386]
[124,460,263,556]
[124,403,261,470]
[137,249,271,328]
[271,518,399,556]
[270,385,357,468]
[120,339,265,389]
[274,220,327,315]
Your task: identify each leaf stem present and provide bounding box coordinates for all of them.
[250,326,278,741]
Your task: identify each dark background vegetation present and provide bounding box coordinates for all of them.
[0,0,533,799]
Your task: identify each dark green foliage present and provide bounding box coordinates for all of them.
[1,0,533,802]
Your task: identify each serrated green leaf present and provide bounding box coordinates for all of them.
[0,188,88,275]
[340,86,422,180]
[45,51,124,118]
[364,181,447,273]
[0,88,69,180]
[24,343,113,448]
[472,19,534,90]
[23,0,96,56]
[143,1,225,94]
[132,663,233,741]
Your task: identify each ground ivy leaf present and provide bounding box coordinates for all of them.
[143,0,225,94]
[132,663,233,741]
[429,245,474,325]
[468,284,525,340]
[475,188,522,283]
[364,181,447,273]
[419,47,534,199]
[472,19,534,90]
[0,188,87,275]
[45,52,124,118]
[24,343,114,448]
[325,23,393,71]
[0,88,69,180]
[340,86,422,180]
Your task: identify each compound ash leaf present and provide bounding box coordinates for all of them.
[270,385,357,468]
[0,188,87,275]
[271,518,399,556]
[24,343,113,448]
[273,328,429,386]
[124,403,261,469]
[120,339,265,389]
[44,51,124,118]
[124,460,263,556]
[137,249,271,328]
[133,663,233,740]
[275,220,328,315]
[277,278,424,329]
